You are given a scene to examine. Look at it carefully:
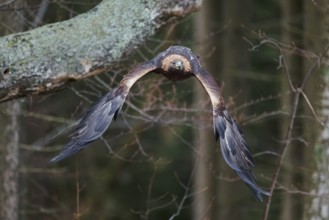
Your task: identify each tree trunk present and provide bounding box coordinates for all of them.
[0,3,23,209]
[193,1,216,219]
[0,2,23,219]
[217,0,251,218]
[310,57,329,218]
[309,1,329,218]
[193,0,251,219]
[0,102,21,220]
[303,0,326,219]
[279,1,303,219]
[280,0,325,219]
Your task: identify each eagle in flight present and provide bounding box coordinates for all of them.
[50,46,270,201]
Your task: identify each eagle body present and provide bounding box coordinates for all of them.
[50,46,270,201]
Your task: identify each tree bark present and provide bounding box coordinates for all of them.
[279,1,303,219]
[302,0,326,219]
[0,1,23,219]
[192,1,217,219]
[0,0,201,103]
[310,1,329,218]
[218,1,251,218]
[0,102,20,220]
[280,1,325,219]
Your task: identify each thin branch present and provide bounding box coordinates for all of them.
[168,160,196,220]
[244,38,296,91]
[0,0,16,8]
[32,0,50,27]
[262,45,328,220]
[300,45,329,89]
[74,161,81,220]
[262,81,301,220]
[299,89,325,127]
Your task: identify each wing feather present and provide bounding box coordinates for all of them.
[214,108,269,201]
[194,68,269,201]
[214,109,252,170]
[50,61,157,163]
[49,89,126,163]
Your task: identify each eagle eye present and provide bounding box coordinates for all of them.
[171,60,184,71]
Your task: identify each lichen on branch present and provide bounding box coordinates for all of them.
[0,0,201,102]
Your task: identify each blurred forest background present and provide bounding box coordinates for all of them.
[0,0,328,220]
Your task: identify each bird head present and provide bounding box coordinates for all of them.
[153,46,201,81]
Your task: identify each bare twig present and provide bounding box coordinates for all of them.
[262,44,329,220]
[299,89,325,127]
[262,89,301,220]
[244,38,296,91]
[74,161,81,220]
[169,161,196,220]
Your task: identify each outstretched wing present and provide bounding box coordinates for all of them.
[236,170,270,201]
[49,88,126,163]
[194,68,269,201]
[214,107,270,201]
[50,61,157,163]
[214,108,254,171]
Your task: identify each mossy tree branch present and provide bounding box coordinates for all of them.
[0,0,201,103]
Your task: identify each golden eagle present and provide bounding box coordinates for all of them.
[50,46,269,201]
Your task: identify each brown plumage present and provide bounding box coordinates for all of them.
[50,46,269,201]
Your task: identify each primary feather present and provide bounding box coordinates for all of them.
[214,108,270,201]
[49,88,126,163]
